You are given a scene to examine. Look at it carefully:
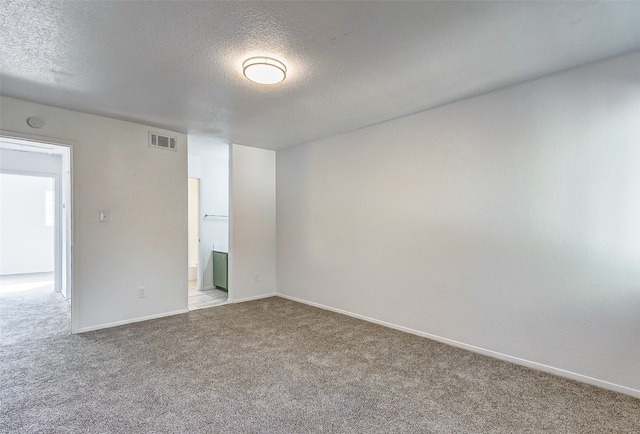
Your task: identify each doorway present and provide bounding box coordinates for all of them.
[187,139,229,310]
[188,178,200,291]
[186,176,228,310]
[0,173,55,278]
[0,136,73,333]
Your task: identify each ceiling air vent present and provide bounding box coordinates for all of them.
[149,132,177,151]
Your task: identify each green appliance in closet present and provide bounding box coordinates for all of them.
[212,250,228,291]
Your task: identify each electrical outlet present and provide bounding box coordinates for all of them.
[254,273,259,282]
[138,287,146,298]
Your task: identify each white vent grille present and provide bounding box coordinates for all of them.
[149,132,177,151]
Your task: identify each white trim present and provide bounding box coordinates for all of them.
[0,167,59,177]
[196,178,201,291]
[202,285,215,291]
[0,129,77,148]
[276,293,640,399]
[77,308,190,333]
[228,292,276,304]
[66,145,75,332]
[187,177,202,292]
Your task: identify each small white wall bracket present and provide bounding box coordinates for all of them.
[99,211,109,222]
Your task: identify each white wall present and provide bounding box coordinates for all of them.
[188,140,229,289]
[0,96,188,332]
[188,178,199,266]
[276,51,640,396]
[229,144,276,302]
[0,172,55,274]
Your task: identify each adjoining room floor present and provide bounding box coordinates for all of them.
[0,272,70,344]
[0,271,55,295]
[188,279,227,310]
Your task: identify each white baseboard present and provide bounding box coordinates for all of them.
[77,308,189,333]
[202,285,215,290]
[276,293,640,399]
[228,292,276,304]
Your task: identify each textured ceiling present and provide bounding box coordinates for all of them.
[2,1,640,150]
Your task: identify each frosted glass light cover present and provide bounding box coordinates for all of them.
[243,57,286,85]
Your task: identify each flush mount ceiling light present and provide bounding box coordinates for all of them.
[242,57,287,85]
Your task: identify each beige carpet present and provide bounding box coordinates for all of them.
[1,287,638,433]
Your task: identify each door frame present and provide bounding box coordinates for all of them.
[188,177,202,291]
[1,131,75,332]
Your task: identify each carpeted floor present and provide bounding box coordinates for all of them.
[1,287,639,433]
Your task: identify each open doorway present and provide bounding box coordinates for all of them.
[187,139,229,310]
[0,174,55,278]
[188,177,200,292]
[0,136,73,334]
